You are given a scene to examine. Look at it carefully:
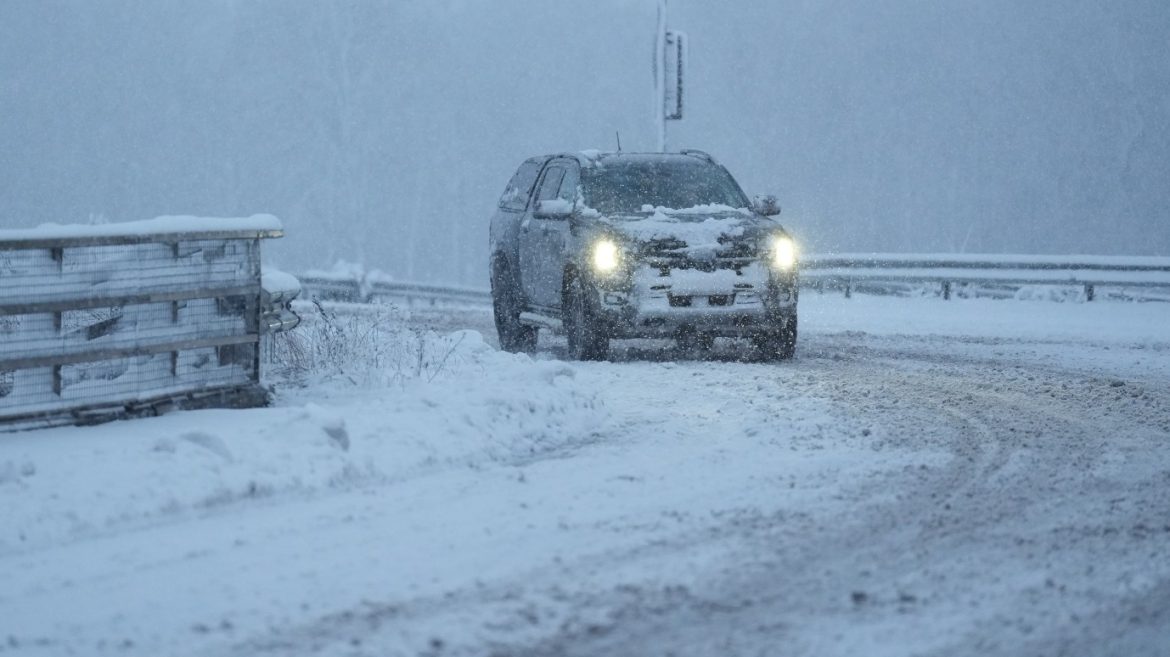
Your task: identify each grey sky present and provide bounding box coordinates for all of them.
[1,0,1167,283]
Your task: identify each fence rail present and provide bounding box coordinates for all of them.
[1,216,284,430]
[297,252,1170,308]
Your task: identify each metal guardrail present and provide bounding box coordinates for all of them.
[298,253,1170,308]
[1,217,284,429]
[800,253,1170,300]
[297,275,491,307]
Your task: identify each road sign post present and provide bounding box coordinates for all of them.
[654,1,686,151]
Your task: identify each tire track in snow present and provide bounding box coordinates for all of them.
[453,341,1170,657]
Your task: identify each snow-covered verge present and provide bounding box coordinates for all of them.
[0,322,601,552]
[810,252,1170,268]
[802,292,1167,345]
[0,294,1167,657]
[798,293,1170,383]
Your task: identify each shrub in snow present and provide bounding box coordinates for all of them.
[264,301,473,387]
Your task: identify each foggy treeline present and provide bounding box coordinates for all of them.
[1,0,1167,284]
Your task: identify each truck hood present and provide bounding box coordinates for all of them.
[598,206,780,259]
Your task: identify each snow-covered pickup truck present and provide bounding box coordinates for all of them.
[488,150,799,360]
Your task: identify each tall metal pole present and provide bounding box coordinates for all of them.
[654,0,668,152]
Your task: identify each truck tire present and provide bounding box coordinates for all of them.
[564,274,609,361]
[491,262,537,353]
[753,314,797,361]
[676,328,715,357]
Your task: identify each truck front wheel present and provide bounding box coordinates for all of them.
[564,274,609,361]
[753,314,797,361]
[491,262,537,353]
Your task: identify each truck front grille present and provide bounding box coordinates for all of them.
[667,294,738,308]
[648,256,754,274]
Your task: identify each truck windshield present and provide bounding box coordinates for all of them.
[581,160,749,215]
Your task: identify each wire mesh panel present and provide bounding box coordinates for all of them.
[0,232,270,429]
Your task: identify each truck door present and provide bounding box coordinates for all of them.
[520,160,576,308]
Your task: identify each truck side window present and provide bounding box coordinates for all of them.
[557,166,579,203]
[536,166,566,201]
[498,161,542,211]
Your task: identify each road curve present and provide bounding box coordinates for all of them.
[2,316,1168,657]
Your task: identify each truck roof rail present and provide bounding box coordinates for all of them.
[550,152,593,165]
[679,149,717,164]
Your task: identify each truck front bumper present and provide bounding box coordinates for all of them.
[595,263,797,339]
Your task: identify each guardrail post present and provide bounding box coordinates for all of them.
[942,281,952,300]
[1084,284,1095,302]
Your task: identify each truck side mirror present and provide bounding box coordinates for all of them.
[753,195,781,216]
[533,199,574,219]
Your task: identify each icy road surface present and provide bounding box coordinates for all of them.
[1,295,1168,656]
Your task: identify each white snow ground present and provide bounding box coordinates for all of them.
[1,293,1168,656]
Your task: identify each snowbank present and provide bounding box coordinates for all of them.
[0,329,603,552]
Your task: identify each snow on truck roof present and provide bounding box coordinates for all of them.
[545,150,720,168]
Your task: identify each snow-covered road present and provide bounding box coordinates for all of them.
[2,295,1168,656]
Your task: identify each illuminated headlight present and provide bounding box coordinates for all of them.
[771,235,797,270]
[592,238,620,273]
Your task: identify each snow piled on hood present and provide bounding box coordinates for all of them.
[607,206,752,249]
[638,204,751,215]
